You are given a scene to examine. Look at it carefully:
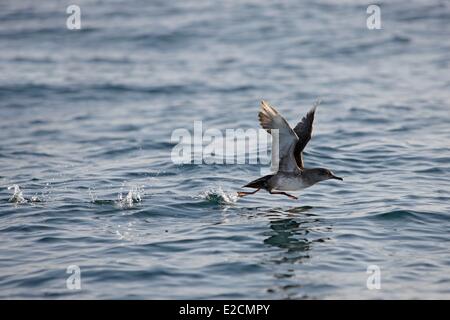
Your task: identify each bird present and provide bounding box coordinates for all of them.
[237,100,343,200]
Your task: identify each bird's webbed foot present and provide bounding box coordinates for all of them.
[237,188,260,197]
[269,190,298,200]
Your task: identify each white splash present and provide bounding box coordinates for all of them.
[88,187,98,203]
[117,186,143,208]
[8,185,27,204]
[7,185,42,204]
[30,195,41,202]
[199,187,238,205]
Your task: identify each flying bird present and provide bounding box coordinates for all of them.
[238,100,343,200]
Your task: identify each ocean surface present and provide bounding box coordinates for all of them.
[0,0,449,299]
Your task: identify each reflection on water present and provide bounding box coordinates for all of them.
[264,207,320,264]
[266,219,311,257]
[262,206,332,298]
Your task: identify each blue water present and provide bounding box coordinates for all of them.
[1,0,449,299]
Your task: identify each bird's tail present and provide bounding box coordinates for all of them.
[243,174,274,189]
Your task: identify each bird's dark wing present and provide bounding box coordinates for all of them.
[293,100,320,169]
[259,100,299,173]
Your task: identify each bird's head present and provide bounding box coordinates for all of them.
[311,168,343,183]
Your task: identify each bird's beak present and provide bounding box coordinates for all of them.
[331,175,343,181]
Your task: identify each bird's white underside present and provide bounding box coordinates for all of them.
[270,174,310,191]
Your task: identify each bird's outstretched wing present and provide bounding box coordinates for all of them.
[293,100,320,169]
[259,101,299,173]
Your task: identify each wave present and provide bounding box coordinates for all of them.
[368,209,448,223]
